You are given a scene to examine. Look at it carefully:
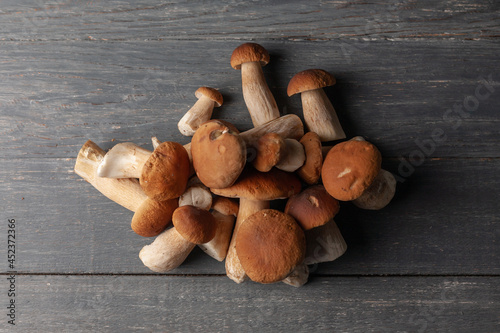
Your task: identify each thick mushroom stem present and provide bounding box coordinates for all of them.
[139,227,195,273]
[301,88,346,142]
[353,169,397,210]
[282,263,309,287]
[198,210,235,261]
[74,140,148,212]
[178,95,216,136]
[304,219,347,265]
[275,138,306,172]
[226,198,270,283]
[97,142,152,179]
[241,61,280,127]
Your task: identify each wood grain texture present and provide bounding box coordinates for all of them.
[1,158,498,275]
[11,275,500,332]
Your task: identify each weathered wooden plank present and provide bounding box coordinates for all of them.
[1,158,498,275]
[9,275,499,332]
[1,0,499,42]
[0,39,499,159]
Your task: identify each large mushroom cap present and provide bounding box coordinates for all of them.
[322,140,382,201]
[230,43,270,70]
[191,120,246,189]
[287,69,336,97]
[235,209,306,284]
[172,205,217,244]
[285,185,340,231]
[140,141,190,201]
[195,87,223,107]
[297,132,323,184]
[131,198,178,237]
[210,166,301,200]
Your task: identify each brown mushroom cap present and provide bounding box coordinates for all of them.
[195,87,223,107]
[322,140,382,201]
[191,120,246,189]
[287,69,336,97]
[211,197,239,216]
[131,198,178,237]
[251,132,285,172]
[140,141,190,201]
[172,205,217,244]
[284,185,340,231]
[210,166,301,200]
[296,132,323,184]
[235,209,306,284]
[230,43,270,70]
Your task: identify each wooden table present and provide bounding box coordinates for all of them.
[1,1,499,332]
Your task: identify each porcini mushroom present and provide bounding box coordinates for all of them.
[251,133,306,173]
[211,167,302,283]
[139,205,216,273]
[231,43,280,127]
[131,198,178,237]
[321,139,396,209]
[235,209,306,284]
[285,185,346,265]
[74,140,148,212]
[178,87,223,136]
[98,141,190,201]
[191,120,246,189]
[287,69,346,142]
[297,132,323,185]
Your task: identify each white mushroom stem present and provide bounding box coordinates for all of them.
[275,138,306,172]
[241,61,280,127]
[226,198,270,283]
[240,114,304,146]
[178,185,212,211]
[301,88,346,142]
[151,136,161,150]
[198,210,235,261]
[74,140,148,212]
[282,263,309,287]
[97,142,152,179]
[353,169,397,210]
[304,219,347,265]
[178,95,216,136]
[139,227,195,273]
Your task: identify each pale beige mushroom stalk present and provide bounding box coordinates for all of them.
[178,87,223,136]
[74,140,148,212]
[282,263,309,287]
[230,43,280,127]
[139,205,216,273]
[288,69,346,142]
[211,167,302,283]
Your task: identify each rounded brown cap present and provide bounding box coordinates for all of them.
[140,141,190,201]
[131,198,178,237]
[287,69,336,97]
[172,205,217,244]
[284,185,339,231]
[230,43,270,69]
[195,87,223,107]
[191,120,246,189]
[235,209,306,284]
[321,140,382,201]
[210,166,301,200]
[297,132,323,185]
[251,132,285,172]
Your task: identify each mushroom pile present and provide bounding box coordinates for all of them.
[74,43,397,287]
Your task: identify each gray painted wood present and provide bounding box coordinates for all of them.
[0,0,499,331]
[1,158,498,275]
[11,275,500,332]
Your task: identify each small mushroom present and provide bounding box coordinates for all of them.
[287,69,346,142]
[139,205,216,273]
[74,140,148,212]
[191,120,246,189]
[322,139,396,209]
[251,133,306,173]
[285,185,346,265]
[235,209,306,284]
[297,132,323,185]
[231,43,280,127]
[211,167,302,283]
[131,198,178,237]
[178,87,223,136]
